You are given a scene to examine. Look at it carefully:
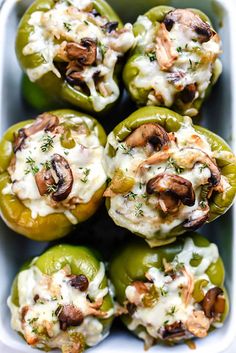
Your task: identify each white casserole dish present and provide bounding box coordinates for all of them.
[0,0,236,352]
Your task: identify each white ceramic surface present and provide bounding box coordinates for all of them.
[0,0,236,352]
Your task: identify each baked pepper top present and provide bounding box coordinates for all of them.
[110,234,228,348]
[104,107,236,247]
[0,109,107,240]
[8,244,114,353]
[123,6,222,117]
[16,0,135,113]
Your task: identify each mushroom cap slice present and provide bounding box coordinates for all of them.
[163,9,214,43]
[35,169,55,196]
[146,173,195,207]
[13,113,59,152]
[201,287,225,318]
[51,154,73,202]
[65,38,97,66]
[57,304,84,331]
[125,123,170,150]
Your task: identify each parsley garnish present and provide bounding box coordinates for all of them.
[80,168,90,183]
[41,134,54,152]
[199,163,208,172]
[176,46,182,53]
[167,157,184,174]
[166,306,177,317]
[47,184,58,193]
[41,160,51,170]
[199,200,208,209]
[124,191,137,200]
[135,203,144,217]
[64,22,72,32]
[25,157,39,175]
[147,52,157,62]
[84,20,89,25]
[119,144,133,157]
[160,286,168,297]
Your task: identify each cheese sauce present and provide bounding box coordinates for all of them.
[125,237,222,344]
[131,13,221,116]
[22,0,134,111]
[105,117,229,240]
[3,116,106,223]
[8,262,113,351]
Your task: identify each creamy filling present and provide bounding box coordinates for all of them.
[2,115,106,223]
[23,0,134,111]
[8,262,113,351]
[124,237,224,345]
[132,14,221,115]
[105,117,230,239]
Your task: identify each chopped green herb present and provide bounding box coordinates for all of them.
[47,184,58,193]
[80,168,90,183]
[41,160,51,170]
[28,317,38,325]
[98,42,107,59]
[40,54,47,63]
[119,143,133,157]
[135,203,144,217]
[64,22,72,32]
[199,163,208,172]
[176,46,182,53]
[83,20,89,25]
[166,306,177,317]
[163,320,169,326]
[124,191,137,200]
[25,156,39,175]
[139,182,145,190]
[167,157,184,174]
[173,256,185,272]
[160,286,168,297]
[147,52,157,62]
[41,134,54,152]
[64,150,69,155]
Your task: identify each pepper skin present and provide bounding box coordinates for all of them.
[109,233,228,346]
[16,0,131,114]
[123,6,222,117]
[10,244,114,352]
[0,109,107,241]
[104,106,236,247]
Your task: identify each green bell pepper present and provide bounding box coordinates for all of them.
[123,6,222,117]
[105,106,236,247]
[15,0,130,114]
[0,109,107,241]
[10,244,114,353]
[109,233,228,346]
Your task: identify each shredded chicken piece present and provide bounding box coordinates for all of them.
[186,310,211,338]
[181,266,194,306]
[137,151,170,173]
[156,23,178,71]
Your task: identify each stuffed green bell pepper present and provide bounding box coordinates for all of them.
[8,244,114,353]
[16,0,135,113]
[104,107,236,247]
[123,6,222,117]
[110,233,228,348]
[0,109,107,241]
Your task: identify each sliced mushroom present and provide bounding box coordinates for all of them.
[163,9,215,43]
[65,39,97,65]
[56,304,84,331]
[102,21,119,33]
[68,274,89,292]
[13,113,59,152]
[174,148,221,187]
[180,83,197,103]
[201,287,225,318]
[126,302,137,316]
[51,154,73,202]
[162,321,186,340]
[125,123,170,151]
[146,173,195,207]
[35,169,55,196]
[184,209,209,230]
[156,23,178,71]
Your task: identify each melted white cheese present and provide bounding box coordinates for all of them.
[22,0,135,111]
[105,117,229,239]
[3,116,106,223]
[132,15,221,115]
[125,237,220,341]
[8,262,113,350]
